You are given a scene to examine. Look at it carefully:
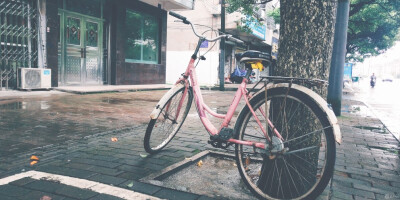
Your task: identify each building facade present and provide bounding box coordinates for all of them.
[166,0,278,86]
[0,0,194,89]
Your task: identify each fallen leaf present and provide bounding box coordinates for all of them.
[197,160,203,167]
[31,155,39,161]
[40,196,52,200]
[111,137,118,142]
[126,181,134,188]
[139,154,148,158]
[30,161,38,166]
[245,156,250,166]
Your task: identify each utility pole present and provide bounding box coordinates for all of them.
[218,0,226,91]
[327,0,350,116]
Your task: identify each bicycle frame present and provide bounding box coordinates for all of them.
[173,39,284,150]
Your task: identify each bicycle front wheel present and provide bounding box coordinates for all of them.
[144,87,193,154]
[234,86,336,200]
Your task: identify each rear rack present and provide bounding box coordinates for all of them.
[248,76,328,95]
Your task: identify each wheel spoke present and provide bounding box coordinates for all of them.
[235,88,334,199]
[144,89,192,153]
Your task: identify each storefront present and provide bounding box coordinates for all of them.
[45,0,193,87]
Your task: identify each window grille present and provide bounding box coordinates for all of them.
[0,0,38,89]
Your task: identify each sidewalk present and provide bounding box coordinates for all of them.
[0,89,399,199]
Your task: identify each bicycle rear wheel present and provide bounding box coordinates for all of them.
[144,87,193,154]
[234,86,336,199]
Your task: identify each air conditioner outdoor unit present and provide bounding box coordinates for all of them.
[18,68,51,90]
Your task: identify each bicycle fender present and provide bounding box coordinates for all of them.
[150,83,185,119]
[256,83,342,144]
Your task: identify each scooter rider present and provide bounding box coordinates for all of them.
[370,73,376,87]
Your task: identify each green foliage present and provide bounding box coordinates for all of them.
[267,9,280,24]
[347,0,400,62]
[225,0,265,33]
[257,0,400,62]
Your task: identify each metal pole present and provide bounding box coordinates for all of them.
[327,0,350,116]
[218,0,225,91]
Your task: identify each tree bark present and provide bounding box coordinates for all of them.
[275,0,337,96]
[259,1,338,198]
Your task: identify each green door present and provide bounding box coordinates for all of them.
[59,12,103,85]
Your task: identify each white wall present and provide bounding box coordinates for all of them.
[166,0,221,86]
[166,51,219,86]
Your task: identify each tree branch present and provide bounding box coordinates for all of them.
[349,0,375,17]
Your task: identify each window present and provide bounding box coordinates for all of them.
[125,10,159,64]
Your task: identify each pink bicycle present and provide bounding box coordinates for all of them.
[144,12,342,200]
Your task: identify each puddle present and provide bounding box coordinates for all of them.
[367,145,400,155]
[141,151,256,200]
[353,125,388,134]
[101,97,132,104]
[0,101,50,110]
[341,105,373,117]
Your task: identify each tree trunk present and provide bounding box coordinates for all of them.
[275,0,337,96]
[259,1,337,198]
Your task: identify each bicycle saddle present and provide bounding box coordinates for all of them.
[235,50,271,64]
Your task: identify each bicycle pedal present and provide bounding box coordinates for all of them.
[211,127,234,141]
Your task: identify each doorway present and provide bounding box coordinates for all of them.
[58,7,103,85]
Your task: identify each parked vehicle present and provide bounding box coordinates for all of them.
[382,75,394,82]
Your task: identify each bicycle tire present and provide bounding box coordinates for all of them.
[144,87,193,154]
[234,86,336,200]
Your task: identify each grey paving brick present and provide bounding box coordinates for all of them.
[353,183,392,195]
[390,181,400,188]
[116,164,148,174]
[117,172,147,180]
[120,180,162,195]
[146,158,170,165]
[55,185,98,199]
[37,165,96,179]
[18,190,65,200]
[89,193,125,200]
[350,174,390,186]
[153,188,200,200]
[144,163,166,171]
[87,165,123,176]
[9,177,36,186]
[372,182,400,194]
[331,191,353,200]
[333,184,375,199]
[69,158,122,168]
[334,174,372,187]
[0,195,18,200]
[0,184,32,197]
[87,174,127,186]
[24,180,63,193]
[197,196,218,200]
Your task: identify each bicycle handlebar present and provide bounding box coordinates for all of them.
[169,11,189,24]
[226,35,245,45]
[169,11,244,45]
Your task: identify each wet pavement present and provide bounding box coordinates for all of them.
[0,91,167,157]
[344,78,400,141]
[0,87,399,200]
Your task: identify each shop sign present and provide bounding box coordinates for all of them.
[248,21,266,40]
[271,37,279,59]
[344,63,353,80]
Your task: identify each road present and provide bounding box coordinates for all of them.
[345,77,400,141]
